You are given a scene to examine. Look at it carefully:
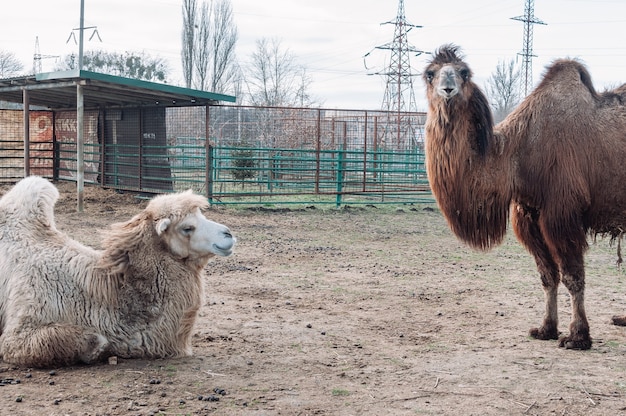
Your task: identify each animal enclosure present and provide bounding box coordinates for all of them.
[0,181,624,415]
[0,105,431,206]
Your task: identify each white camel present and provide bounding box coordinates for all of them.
[0,176,235,367]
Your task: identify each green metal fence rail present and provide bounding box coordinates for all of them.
[206,145,431,206]
[25,141,433,206]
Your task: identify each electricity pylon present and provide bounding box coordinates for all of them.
[32,36,59,74]
[511,0,546,96]
[377,0,423,114]
[368,0,424,150]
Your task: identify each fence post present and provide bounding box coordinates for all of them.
[362,110,368,192]
[373,116,379,183]
[98,111,105,186]
[335,146,344,207]
[315,108,321,194]
[23,89,30,177]
[76,83,84,212]
[207,144,214,204]
[53,134,60,181]
[205,104,211,200]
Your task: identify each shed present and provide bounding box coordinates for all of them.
[0,69,236,210]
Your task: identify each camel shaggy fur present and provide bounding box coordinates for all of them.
[423,44,626,350]
[0,176,235,367]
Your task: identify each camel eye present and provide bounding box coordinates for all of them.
[459,68,469,81]
[425,70,435,83]
[181,225,195,235]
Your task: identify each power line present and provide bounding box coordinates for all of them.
[66,0,102,71]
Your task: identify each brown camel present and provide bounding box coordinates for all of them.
[422,44,626,350]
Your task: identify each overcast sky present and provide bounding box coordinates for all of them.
[1,0,625,111]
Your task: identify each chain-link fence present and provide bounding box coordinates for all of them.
[0,105,432,206]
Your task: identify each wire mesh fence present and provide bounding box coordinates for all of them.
[0,105,433,206]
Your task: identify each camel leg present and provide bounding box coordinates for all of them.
[537,207,592,350]
[0,322,109,368]
[512,205,560,340]
[558,254,592,350]
[531,259,561,341]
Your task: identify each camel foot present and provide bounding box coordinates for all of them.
[558,334,592,350]
[79,333,110,364]
[529,326,559,341]
[611,315,626,326]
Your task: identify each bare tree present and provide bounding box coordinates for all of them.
[0,51,24,78]
[56,50,169,82]
[208,0,238,94]
[229,63,244,103]
[183,0,238,94]
[193,1,211,91]
[485,59,521,123]
[295,67,315,107]
[245,38,315,107]
[181,0,197,88]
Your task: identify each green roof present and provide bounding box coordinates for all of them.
[0,69,236,110]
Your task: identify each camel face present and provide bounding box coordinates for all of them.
[434,65,463,99]
[157,208,235,260]
[423,44,472,102]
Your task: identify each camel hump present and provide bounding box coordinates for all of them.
[541,59,598,99]
[0,176,59,228]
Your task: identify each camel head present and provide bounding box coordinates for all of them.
[423,44,494,157]
[423,44,473,103]
[156,207,235,260]
[146,190,235,261]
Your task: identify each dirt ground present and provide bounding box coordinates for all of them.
[1,181,626,416]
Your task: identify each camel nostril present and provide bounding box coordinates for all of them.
[444,88,454,94]
[221,230,235,244]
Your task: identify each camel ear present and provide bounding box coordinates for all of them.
[156,218,171,235]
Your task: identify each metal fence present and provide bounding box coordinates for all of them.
[0,105,433,206]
